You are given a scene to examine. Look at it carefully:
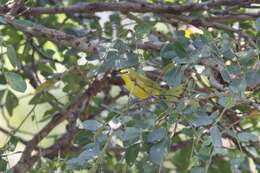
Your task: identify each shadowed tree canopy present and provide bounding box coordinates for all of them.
[0,0,260,173]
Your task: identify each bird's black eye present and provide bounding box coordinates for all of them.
[110,70,125,85]
[111,70,119,77]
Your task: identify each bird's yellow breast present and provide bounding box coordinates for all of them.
[120,69,161,100]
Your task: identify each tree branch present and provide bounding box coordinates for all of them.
[8,0,25,16]
[3,15,98,53]
[12,73,111,173]
[0,0,256,16]
[0,126,28,145]
[162,14,257,47]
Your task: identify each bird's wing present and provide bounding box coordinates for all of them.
[128,69,161,91]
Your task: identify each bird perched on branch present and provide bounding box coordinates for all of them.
[112,68,184,101]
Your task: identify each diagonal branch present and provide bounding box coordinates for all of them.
[3,15,98,53]
[0,126,28,145]
[162,14,257,47]
[8,0,25,16]
[12,74,111,173]
[206,12,260,22]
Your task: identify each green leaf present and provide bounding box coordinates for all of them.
[237,49,257,66]
[256,17,260,33]
[172,41,187,59]
[160,42,187,60]
[171,142,194,172]
[229,78,247,93]
[7,45,20,69]
[218,95,235,109]
[37,64,54,76]
[237,132,258,142]
[0,37,4,46]
[4,169,14,173]
[210,127,222,148]
[245,70,260,88]
[221,33,235,59]
[29,92,56,105]
[149,139,168,165]
[125,143,140,166]
[67,143,100,169]
[4,72,27,92]
[0,16,6,24]
[5,91,18,116]
[82,120,103,131]
[35,80,56,94]
[147,128,167,144]
[113,39,129,54]
[134,22,154,38]
[164,65,183,87]
[209,159,232,173]
[200,45,212,58]
[0,90,5,100]
[190,167,204,173]
[102,50,118,71]
[163,84,184,100]
[96,133,108,145]
[136,158,155,173]
[74,130,93,146]
[8,136,19,151]
[160,44,177,60]
[114,51,139,70]
[231,158,244,173]
[124,52,139,67]
[0,158,7,171]
[122,127,141,146]
[110,13,121,25]
[101,45,139,71]
[0,74,6,84]
[62,70,82,93]
[191,113,217,127]
[80,143,100,160]
[197,144,211,161]
[14,19,34,27]
[220,68,231,83]
[213,147,228,156]
[191,116,211,127]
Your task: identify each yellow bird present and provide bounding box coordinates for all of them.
[119,69,161,100]
[115,68,184,101]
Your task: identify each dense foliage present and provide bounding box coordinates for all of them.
[0,0,259,172]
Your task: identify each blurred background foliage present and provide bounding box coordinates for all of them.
[0,0,259,172]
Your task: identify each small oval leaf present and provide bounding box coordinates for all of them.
[149,139,168,165]
[147,128,167,144]
[5,91,18,116]
[82,120,103,131]
[7,45,20,69]
[4,72,27,92]
[237,132,258,142]
[210,127,222,148]
[125,143,140,166]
